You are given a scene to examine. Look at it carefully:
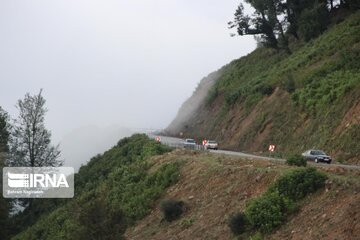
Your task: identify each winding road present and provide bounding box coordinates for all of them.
[149,134,360,171]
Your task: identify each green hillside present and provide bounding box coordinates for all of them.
[10,134,180,239]
[8,136,360,240]
[167,11,360,164]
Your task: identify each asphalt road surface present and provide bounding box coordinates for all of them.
[149,134,360,171]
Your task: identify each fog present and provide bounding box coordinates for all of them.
[60,125,134,171]
[166,71,220,135]
[0,0,255,168]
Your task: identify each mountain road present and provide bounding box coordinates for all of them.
[149,134,360,171]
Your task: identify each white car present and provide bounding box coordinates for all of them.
[183,139,196,149]
[204,140,218,150]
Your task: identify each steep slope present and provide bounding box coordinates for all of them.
[9,136,360,240]
[125,150,360,240]
[166,11,360,164]
[10,134,180,239]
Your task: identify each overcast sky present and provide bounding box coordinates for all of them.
[0,0,255,143]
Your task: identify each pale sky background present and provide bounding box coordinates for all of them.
[0,0,255,147]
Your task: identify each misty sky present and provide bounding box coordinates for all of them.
[0,0,255,143]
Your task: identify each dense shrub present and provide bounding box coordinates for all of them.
[255,83,274,95]
[146,162,180,189]
[107,162,181,222]
[286,154,307,167]
[283,75,296,93]
[238,168,326,235]
[225,90,241,106]
[270,167,327,201]
[228,212,248,235]
[160,199,184,222]
[76,197,126,240]
[293,70,360,115]
[245,192,288,233]
[223,79,275,108]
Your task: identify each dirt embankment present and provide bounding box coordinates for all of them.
[125,150,360,240]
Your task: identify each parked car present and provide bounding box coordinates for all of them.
[204,140,218,150]
[302,150,332,164]
[183,139,196,149]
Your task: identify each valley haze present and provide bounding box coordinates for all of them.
[0,0,255,168]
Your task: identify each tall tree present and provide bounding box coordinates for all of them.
[0,107,10,154]
[229,0,337,48]
[229,0,288,49]
[284,0,330,41]
[0,107,10,239]
[7,90,62,167]
[298,2,329,41]
[284,0,314,39]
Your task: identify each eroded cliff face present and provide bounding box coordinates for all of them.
[165,12,360,163]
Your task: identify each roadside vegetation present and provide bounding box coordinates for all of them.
[286,154,307,167]
[229,167,327,237]
[10,134,181,239]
